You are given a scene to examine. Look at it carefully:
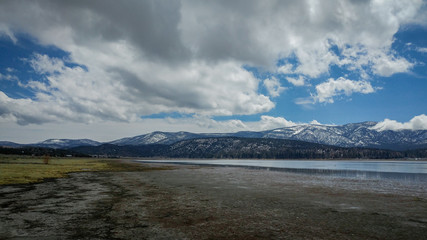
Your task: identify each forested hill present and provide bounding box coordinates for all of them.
[70,137,427,159]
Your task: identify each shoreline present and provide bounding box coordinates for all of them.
[136,159,427,183]
[132,157,427,161]
[1,162,427,239]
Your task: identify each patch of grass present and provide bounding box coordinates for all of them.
[0,155,171,185]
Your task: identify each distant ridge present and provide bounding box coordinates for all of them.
[0,139,101,149]
[70,137,426,159]
[107,122,427,150]
[2,121,427,151]
[3,137,427,159]
[0,141,22,148]
[33,139,102,149]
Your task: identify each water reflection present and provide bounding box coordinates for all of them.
[247,166,427,182]
[138,159,427,182]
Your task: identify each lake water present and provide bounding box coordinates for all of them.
[137,159,427,182]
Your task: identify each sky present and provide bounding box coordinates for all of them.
[1,0,427,143]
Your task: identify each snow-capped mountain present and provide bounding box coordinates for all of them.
[2,122,426,150]
[261,122,427,150]
[32,139,102,149]
[108,122,427,150]
[109,131,228,145]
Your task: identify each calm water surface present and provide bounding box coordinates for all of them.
[138,159,427,182]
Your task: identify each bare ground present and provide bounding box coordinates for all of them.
[1,162,427,239]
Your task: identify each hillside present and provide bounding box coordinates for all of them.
[105,122,427,150]
[70,137,426,159]
[2,122,427,151]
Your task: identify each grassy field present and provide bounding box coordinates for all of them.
[0,155,166,185]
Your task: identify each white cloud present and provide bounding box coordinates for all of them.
[370,51,414,77]
[179,0,421,76]
[0,23,17,43]
[370,114,427,131]
[416,47,427,53]
[256,115,296,130]
[293,42,339,78]
[193,115,297,133]
[263,77,286,97]
[0,73,18,81]
[337,46,414,78]
[310,120,321,125]
[277,64,294,74]
[1,53,275,125]
[314,77,376,103]
[294,97,315,106]
[192,117,248,133]
[29,53,65,75]
[285,76,306,86]
[0,0,424,127]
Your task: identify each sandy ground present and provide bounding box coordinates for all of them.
[1,162,427,239]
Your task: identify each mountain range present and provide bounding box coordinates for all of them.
[72,137,415,159]
[1,122,427,151]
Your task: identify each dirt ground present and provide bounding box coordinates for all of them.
[1,162,427,239]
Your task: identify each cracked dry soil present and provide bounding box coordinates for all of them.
[1,164,427,239]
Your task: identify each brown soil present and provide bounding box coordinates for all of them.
[1,162,426,239]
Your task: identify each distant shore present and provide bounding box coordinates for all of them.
[133,157,427,161]
[136,157,427,165]
[1,161,427,239]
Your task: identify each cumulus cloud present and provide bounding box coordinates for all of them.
[285,76,306,86]
[263,77,286,97]
[369,51,413,77]
[370,114,427,131]
[277,64,294,75]
[181,0,421,75]
[313,77,376,103]
[416,47,427,53]
[0,0,424,126]
[336,46,415,78]
[256,115,296,129]
[186,115,297,133]
[1,53,275,125]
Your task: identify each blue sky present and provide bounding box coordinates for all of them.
[1,0,427,143]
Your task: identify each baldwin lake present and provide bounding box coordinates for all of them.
[138,159,427,182]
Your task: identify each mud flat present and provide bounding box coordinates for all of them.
[1,162,427,239]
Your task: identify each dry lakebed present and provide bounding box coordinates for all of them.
[1,160,427,239]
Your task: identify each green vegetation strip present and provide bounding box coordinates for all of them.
[0,155,169,185]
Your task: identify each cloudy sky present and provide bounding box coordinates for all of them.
[1,0,427,143]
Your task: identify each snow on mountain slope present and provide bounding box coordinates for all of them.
[262,122,427,150]
[108,121,427,150]
[4,122,426,150]
[33,139,102,149]
[109,131,208,145]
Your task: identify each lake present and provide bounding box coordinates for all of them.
[137,159,427,182]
